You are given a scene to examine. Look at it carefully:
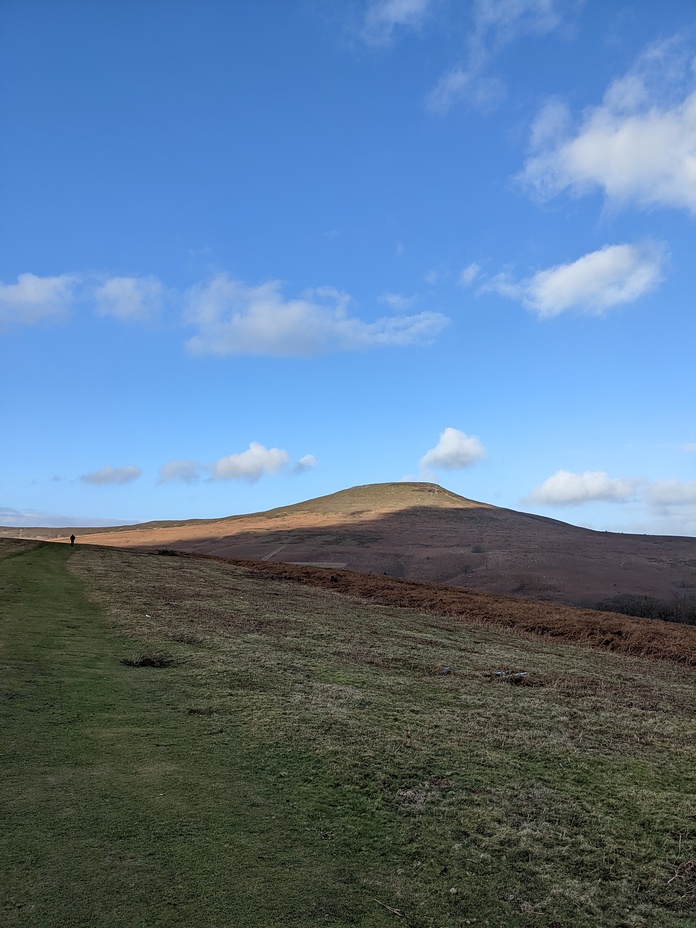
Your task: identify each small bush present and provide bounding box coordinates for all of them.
[472,544,484,554]
[120,650,175,668]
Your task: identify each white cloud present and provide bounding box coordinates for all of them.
[0,272,76,326]
[641,479,696,536]
[158,447,315,483]
[211,443,291,482]
[294,454,317,473]
[526,470,641,506]
[362,0,434,44]
[94,276,163,322]
[420,427,487,473]
[427,0,574,114]
[522,41,696,214]
[157,459,202,484]
[184,275,447,357]
[683,443,696,453]
[80,465,142,485]
[482,243,665,318]
[645,479,696,507]
[525,471,696,534]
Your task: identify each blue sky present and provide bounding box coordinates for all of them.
[1,0,694,534]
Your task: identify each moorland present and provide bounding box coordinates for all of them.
[1,534,695,927]
[7,483,696,620]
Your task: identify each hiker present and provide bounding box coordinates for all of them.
[70,534,75,546]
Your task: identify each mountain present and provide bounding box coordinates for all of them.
[13,481,696,612]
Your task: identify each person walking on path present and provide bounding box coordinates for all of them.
[70,534,75,546]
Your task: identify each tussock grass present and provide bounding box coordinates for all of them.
[119,649,175,667]
[2,539,695,927]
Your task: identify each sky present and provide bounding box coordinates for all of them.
[1,0,695,535]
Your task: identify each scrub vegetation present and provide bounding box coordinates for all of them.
[1,539,694,927]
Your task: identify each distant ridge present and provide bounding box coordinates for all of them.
[0,482,491,539]
[3,481,696,613]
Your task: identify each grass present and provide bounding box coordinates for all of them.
[1,539,695,927]
[119,649,176,667]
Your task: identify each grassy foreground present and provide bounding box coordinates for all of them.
[1,541,695,927]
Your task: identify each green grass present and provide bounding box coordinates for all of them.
[1,540,695,927]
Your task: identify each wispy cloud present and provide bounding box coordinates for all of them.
[362,0,435,45]
[427,0,576,114]
[0,506,131,528]
[427,64,504,115]
[645,479,696,507]
[521,39,696,214]
[481,243,665,318]
[525,469,642,506]
[0,272,77,326]
[80,465,142,485]
[94,275,163,322]
[294,454,318,474]
[0,272,162,328]
[378,291,418,311]
[458,263,481,287]
[157,459,203,484]
[642,479,696,536]
[1,268,447,355]
[184,275,447,357]
[420,427,487,475]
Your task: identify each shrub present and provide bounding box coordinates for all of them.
[595,594,696,626]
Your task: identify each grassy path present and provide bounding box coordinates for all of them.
[0,543,395,927]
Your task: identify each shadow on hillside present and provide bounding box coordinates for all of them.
[124,504,696,614]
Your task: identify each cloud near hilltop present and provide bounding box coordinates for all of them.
[420,428,487,476]
[158,444,317,485]
[525,469,696,536]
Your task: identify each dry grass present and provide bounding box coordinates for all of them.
[204,554,696,666]
[60,543,696,926]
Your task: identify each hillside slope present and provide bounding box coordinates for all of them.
[7,482,696,610]
[3,539,693,927]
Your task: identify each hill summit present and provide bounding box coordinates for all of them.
[261,481,491,517]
